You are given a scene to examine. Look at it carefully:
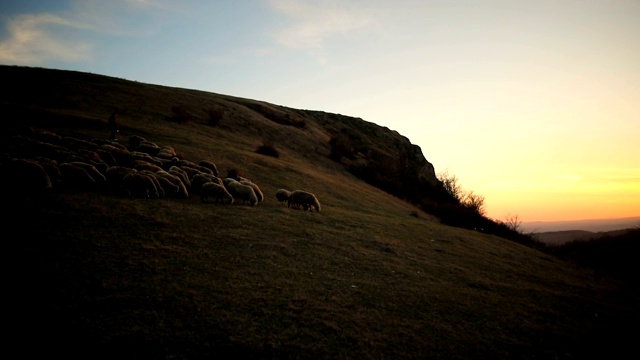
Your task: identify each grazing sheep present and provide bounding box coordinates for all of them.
[155,170,189,198]
[157,146,177,159]
[275,189,291,205]
[222,177,237,190]
[198,160,219,177]
[227,181,258,206]
[128,135,147,149]
[168,166,191,187]
[3,158,53,195]
[288,190,321,212]
[150,172,180,197]
[133,160,163,173]
[96,149,117,167]
[139,170,166,198]
[59,162,99,190]
[123,171,159,198]
[106,166,136,195]
[240,180,264,203]
[191,173,221,194]
[131,151,161,165]
[32,157,62,187]
[100,144,132,166]
[200,182,234,205]
[67,161,106,184]
[179,166,204,182]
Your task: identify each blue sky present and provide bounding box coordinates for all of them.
[1,0,639,222]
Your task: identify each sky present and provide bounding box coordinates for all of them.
[1,0,638,222]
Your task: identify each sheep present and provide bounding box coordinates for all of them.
[182,163,214,177]
[32,157,62,187]
[139,170,166,198]
[106,166,136,195]
[67,161,106,185]
[200,182,234,205]
[59,162,99,191]
[222,177,237,190]
[149,172,180,197]
[157,146,177,160]
[130,151,161,165]
[168,166,191,187]
[155,170,189,198]
[179,166,204,182]
[240,180,264,203]
[99,144,132,166]
[275,189,291,205]
[122,171,159,199]
[288,190,321,212]
[133,160,163,173]
[2,158,53,195]
[198,160,219,177]
[191,173,221,194]
[227,181,258,206]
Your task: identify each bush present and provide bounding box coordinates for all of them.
[167,105,194,124]
[206,107,224,127]
[255,142,280,158]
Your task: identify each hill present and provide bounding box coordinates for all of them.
[2,65,638,359]
[535,228,638,246]
[522,217,640,233]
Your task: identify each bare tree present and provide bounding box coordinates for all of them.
[463,190,486,216]
[437,169,463,201]
[504,213,523,233]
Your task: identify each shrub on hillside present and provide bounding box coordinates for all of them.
[167,105,194,124]
[207,107,224,127]
[255,142,280,158]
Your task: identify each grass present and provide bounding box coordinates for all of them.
[3,65,639,359]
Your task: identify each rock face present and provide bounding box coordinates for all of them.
[307,111,442,203]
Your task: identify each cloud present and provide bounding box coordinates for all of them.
[0,13,92,64]
[267,0,377,49]
[201,47,273,66]
[0,0,174,65]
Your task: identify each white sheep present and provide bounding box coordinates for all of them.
[168,166,191,187]
[139,170,167,198]
[227,181,258,206]
[288,190,321,212]
[222,177,237,190]
[198,160,219,177]
[275,189,291,205]
[155,170,189,198]
[200,182,234,205]
[240,180,264,203]
[191,173,221,194]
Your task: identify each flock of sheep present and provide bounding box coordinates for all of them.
[1,127,321,212]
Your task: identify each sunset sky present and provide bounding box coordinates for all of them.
[1,0,638,222]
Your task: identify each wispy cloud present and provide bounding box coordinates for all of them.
[0,13,92,64]
[201,47,273,66]
[0,0,173,65]
[268,0,377,49]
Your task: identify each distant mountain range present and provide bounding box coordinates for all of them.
[522,216,640,233]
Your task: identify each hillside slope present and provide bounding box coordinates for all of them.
[2,66,638,359]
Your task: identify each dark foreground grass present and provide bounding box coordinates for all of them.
[6,190,638,359]
[3,66,639,359]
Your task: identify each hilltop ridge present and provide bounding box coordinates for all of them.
[1,65,441,204]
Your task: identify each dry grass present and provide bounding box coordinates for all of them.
[3,66,639,359]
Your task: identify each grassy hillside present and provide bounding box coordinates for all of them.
[2,66,638,359]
